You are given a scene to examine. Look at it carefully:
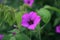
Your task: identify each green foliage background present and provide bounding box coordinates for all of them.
[0,0,60,40]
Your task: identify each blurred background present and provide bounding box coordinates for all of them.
[0,0,60,40]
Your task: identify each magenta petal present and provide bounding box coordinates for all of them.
[29,0,34,7]
[28,24,36,30]
[27,16,41,30]
[56,25,60,33]
[21,13,29,27]
[22,13,29,21]
[29,11,37,20]
[24,0,34,7]
[21,20,29,28]
[0,34,4,40]
[24,0,28,3]
[34,16,41,24]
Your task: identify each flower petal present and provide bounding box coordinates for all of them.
[24,0,28,3]
[0,34,4,40]
[34,16,41,24]
[24,0,34,7]
[29,0,34,7]
[22,13,29,21]
[21,20,29,28]
[28,24,36,30]
[29,11,37,20]
[56,25,60,33]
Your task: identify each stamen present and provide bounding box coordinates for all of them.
[28,19,34,25]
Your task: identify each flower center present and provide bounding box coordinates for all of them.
[28,19,34,25]
[27,0,30,4]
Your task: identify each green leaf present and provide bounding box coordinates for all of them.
[44,5,60,14]
[15,12,22,24]
[0,5,16,26]
[37,8,51,23]
[9,29,20,34]
[15,12,22,29]
[3,34,16,40]
[6,8,16,26]
[48,32,55,36]
[15,33,30,40]
[10,37,16,40]
[3,34,13,40]
[53,18,60,26]
[15,11,25,29]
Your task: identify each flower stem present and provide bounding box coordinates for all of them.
[40,23,47,30]
[30,30,32,40]
[38,24,41,40]
[39,30,41,40]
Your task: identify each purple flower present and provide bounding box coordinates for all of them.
[0,34,4,40]
[21,11,41,30]
[24,0,34,7]
[56,25,60,33]
[12,32,16,36]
